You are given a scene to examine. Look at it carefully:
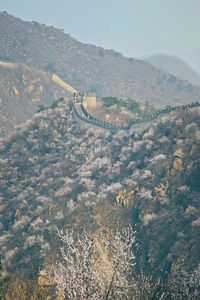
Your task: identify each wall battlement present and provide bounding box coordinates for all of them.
[72,100,200,132]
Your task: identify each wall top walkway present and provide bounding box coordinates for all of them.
[72,101,200,131]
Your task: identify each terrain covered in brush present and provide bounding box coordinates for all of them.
[0,100,200,292]
[0,10,200,299]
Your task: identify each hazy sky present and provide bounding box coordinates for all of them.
[0,0,200,70]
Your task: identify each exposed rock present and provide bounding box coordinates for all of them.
[154,181,169,197]
[38,266,54,286]
[0,203,7,212]
[173,157,184,171]
[25,85,34,93]
[92,232,114,291]
[31,97,40,103]
[115,189,134,207]
[173,148,184,158]
[13,86,19,95]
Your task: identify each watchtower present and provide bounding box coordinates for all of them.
[82,93,97,110]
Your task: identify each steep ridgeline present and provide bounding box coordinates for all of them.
[0,99,200,290]
[1,11,200,107]
[0,60,76,137]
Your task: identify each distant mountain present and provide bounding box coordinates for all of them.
[1,12,200,108]
[0,102,200,294]
[0,60,76,137]
[184,49,200,75]
[144,53,200,85]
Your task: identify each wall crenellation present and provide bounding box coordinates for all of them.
[72,99,200,131]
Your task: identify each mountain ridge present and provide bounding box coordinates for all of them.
[144,53,200,85]
[1,11,200,108]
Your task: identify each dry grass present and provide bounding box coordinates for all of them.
[2,272,56,300]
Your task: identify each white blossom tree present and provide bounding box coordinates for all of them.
[165,265,200,300]
[53,227,135,299]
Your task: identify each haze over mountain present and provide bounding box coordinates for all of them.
[1,0,200,70]
[1,12,200,110]
[184,49,200,75]
[144,54,200,86]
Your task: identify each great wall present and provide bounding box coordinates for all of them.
[70,92,200,131]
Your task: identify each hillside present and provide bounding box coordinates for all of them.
[0,100,200,296]
[1,11,200,107]
[145,54,200,86]
[0,60,75,137]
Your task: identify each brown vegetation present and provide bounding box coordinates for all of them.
[2,271,55,300]
[0,61,72,137]
[1,12,200,107]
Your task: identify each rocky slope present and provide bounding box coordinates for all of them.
[1,11,200,107]
[0,60,75,137]
[145,54,200,86]
[0,100,200,288]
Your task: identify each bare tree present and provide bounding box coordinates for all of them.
[131,266,200,300]
[53,227,135,299]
